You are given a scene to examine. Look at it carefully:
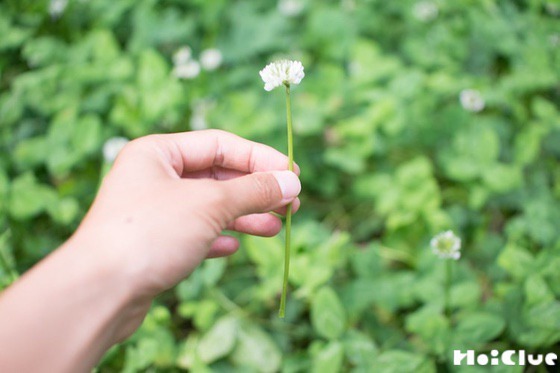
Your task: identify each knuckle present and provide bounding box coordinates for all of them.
[121,135,160,155]
[119,138,142,156]
[120,135,173,164]
[201,128,227,139]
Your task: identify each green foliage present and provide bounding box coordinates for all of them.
[311,287,347,340]
[1,0,560,371]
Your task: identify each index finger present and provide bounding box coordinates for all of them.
[149,129,300,176]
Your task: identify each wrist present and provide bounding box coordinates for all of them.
[50,234,143,369]
[0,230,148,372]
[65,230,152,342]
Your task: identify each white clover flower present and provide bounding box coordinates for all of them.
[190,100,214,131]
[341,0,356,11]
[430,230,461,260]
[103,137,129,163]
[49,0,68,19]
[190,112,207,131]
[413,1,439,22]
[259,60,305,91]
[460,89,485,112]
[173,60,201,79]
[200,48,223,71]
[173,46,192,66]
[348,60,362,76]
[545,3,560,16]
[277,0,304,17]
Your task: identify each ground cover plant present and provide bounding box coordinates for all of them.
[1,0,560,371]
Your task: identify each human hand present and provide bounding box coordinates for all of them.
[72,130,300,332]
[0,130,301,372]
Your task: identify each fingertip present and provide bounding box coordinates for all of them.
[274,197,301,216]
[292,197,301,213]
[224,170,299,218]
[227,213,282,237]
[272,170,301,203]
[255,214,283,236]
[207,236,239,258]
[293,162,301,176]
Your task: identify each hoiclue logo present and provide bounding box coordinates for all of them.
[454,350,558,366]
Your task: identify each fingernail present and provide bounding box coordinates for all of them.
[273,171,301,201]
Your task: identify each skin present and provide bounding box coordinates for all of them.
[0,130,301,372]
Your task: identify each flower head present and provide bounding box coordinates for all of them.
[173,46,192,66]
[413,1,439,22]
[460,89,485,112]
[277,0,304,17]
[545,3,560,16]
[341,0,357,11]
[103,137,129,163]
[190,100,215,131]
[259,60,305,91]
[173,60,201,79]
[430,230,461,260]
[49,0,68,19]
[200,48,223,71]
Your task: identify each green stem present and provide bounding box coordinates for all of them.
[444,260,452,320]
[279,84,294,318]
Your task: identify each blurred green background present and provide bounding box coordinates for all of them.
[1,0,560,371]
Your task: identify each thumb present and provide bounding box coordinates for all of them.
[221,171,301,218]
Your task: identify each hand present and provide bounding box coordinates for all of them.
[75,130,300,330]
[0,130,301,372]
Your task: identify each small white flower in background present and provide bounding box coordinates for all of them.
[173,46,222,78]
[173,46,192,66]
[103,137,129,163]
[259,60,305,91]
[348,60,361,76]
[431,230,461,260]
[277,0,304,17]
[460,89,485,112]
[200,49,223,71]
[49,0,68,19]
[341,0,356,11]
[545,3,560,16]
[173,60,201,79]
[413,1,439,22]
[190,112,207,131]
[190,100,215,131]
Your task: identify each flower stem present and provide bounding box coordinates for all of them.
[444,259,452,320]
[279,84,294,318]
